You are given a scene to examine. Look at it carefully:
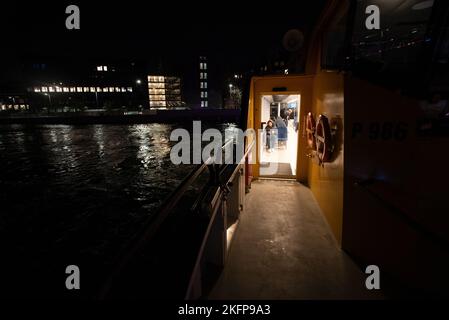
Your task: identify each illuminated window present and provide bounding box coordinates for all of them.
[34,88,41,92]
[70,87,76,92]
[103,87,109,92]
[97,66,103,71]
[115,87,121,92]
[149,82,165,89]
[151,95,166,100]
[149,88,165,94]
[41,86,48,92]
[76,87,83,92]
[56,87,62,92]
[127,87,133,92]
[49,87,55,92]
[121,87,126,92]
[204,101,208,107]
[103,66,108,71]
[90,87,96,92]
[109,87,114,92]
[63,87,69,92]
[83,87,89,92]
[150,101,166,107]
[97,87,102,92]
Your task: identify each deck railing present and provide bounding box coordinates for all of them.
[97,138,254,299]
[185,139,254,299]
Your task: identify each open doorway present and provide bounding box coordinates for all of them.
[259,94,300,177]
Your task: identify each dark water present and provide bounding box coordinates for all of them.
[0,123,231,297]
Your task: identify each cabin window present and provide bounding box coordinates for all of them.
[321,0,350,70]
[349,0,437,97]
[348,0,449,136]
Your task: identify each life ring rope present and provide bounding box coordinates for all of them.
[315,114,332,165]
[305,112,316,150]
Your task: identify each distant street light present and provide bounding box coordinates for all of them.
[136,79,142,85]
[44,93,52,111]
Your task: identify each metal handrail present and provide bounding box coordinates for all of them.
[184,140,254,299]
[97,138,249,298]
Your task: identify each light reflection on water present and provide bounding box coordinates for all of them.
[0,122,232,296]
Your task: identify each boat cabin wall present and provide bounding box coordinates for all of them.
[251,75,314,183]
[303,0,347,245]
[343,76,449,293]
[308,71,345,245]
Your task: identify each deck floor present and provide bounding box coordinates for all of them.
[209,179,382,300]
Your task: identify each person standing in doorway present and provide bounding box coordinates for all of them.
[265,120,276,152]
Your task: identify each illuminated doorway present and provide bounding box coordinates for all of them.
[259,94,300,178]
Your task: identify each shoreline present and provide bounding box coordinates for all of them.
[0,109,241,125]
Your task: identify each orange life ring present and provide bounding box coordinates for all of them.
[305,112,316,149]
[315,114,332,164]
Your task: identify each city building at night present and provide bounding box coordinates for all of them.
[1,60,148,113]
[199,56,208,108]
[147,75,184,109]
[180,55,223,109]
[0,56,227,112]
[0,93,30,112]
[224,74,244,109]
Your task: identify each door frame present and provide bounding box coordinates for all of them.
[249,75,314,183]
[256,90,301,179]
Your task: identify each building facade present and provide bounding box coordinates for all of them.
[199,56,208,108]
[1,59,148,113]
[148,75,184,109]
[0,55,225,113]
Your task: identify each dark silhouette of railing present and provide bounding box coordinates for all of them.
[97,139,254,299]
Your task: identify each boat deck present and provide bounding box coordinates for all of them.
[209,179,382,299]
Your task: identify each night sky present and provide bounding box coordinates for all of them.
[1,1,327,72]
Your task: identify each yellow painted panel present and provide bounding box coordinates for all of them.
[308,71,344,244]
